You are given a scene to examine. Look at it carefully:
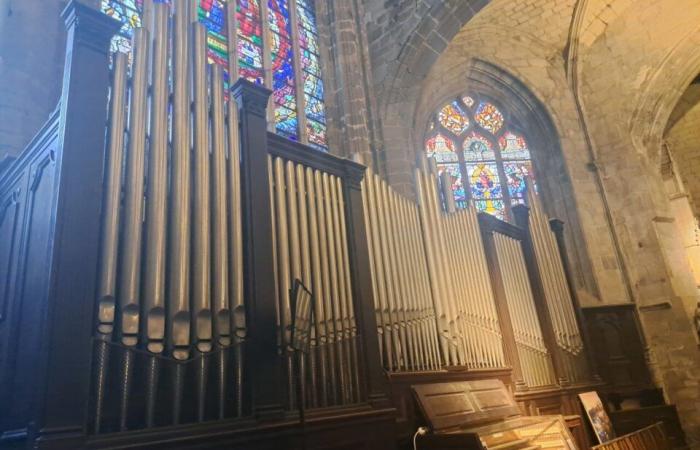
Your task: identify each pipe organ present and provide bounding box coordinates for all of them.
[268,155,362,409]
[415,167,505,370]
[0,1,601,447]
[362,168,443,372]
[92,1,246,432]
[525,191,590,384]
[492,231,555,388]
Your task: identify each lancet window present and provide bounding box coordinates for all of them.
[101,0,328,150]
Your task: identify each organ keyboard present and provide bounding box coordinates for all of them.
[413,380,578,449]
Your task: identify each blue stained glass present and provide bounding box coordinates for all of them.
[268,0,291,34]
[504,161,534,199]
[437,164,466,203]
[304,94,325,124]
[300,49,320,76]
[297,27,319,54]
[270,36,295,91]
[199,0,226,34]
[295,0,317,32]
[268,0,297,133]
[274,84,297,110]
[303,72,324,99]
[276,106,299,140]
[467,163,502,201]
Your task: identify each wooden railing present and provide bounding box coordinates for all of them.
[592,422,670,450]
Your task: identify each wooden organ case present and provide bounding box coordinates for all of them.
[413,380,578,450]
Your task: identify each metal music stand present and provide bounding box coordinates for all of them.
[290,279,314,447]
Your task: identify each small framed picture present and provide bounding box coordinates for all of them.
[579,391,615,444]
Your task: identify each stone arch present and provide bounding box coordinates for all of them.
[629,32,700,167]
[364,0,492,182]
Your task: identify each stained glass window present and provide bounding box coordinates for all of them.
[424,94,536,220]
[474,102,504,134]
[426,133,457,163]
[438,102,470,136]
[102,0,328,150]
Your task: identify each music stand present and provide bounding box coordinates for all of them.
[290,279,314,446]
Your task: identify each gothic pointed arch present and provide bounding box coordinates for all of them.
[419,59,600,300]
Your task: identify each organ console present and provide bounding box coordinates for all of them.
[413,380,578,449]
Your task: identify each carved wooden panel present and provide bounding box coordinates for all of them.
[3,150,56,431]
[0,189,21,324]
[582,304,652,391]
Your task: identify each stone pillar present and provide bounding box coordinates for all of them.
[317,0,382,170]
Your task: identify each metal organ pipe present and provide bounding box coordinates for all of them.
[116,27,149,430]
[211,65,231,419]
[94,50,128,433]
[142,3,169,426]
[306,167,329,407]
[168,8,193,412]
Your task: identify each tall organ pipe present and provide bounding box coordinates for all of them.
[168,0,192,422]
[211,65,231,419]
[314,170,338,402]
[94,51,128,433]
[306,168,329,406]
[191,23,212,421]
[117,27,149,430]
[142,3,169,426]
[364,172,394,369]
[415,168,451,365]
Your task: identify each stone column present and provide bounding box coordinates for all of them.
[317,0,382,170]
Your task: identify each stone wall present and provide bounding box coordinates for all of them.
[667,84,700,214]
[0,0,66,159]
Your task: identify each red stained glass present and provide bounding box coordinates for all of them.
[438,102,470,136]
[474,102,504,134]
[499,131,530,160]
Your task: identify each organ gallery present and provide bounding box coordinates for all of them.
[1,1,700,449]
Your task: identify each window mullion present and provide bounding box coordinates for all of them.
[260,0,275,131]
[458,142,471,207]
[494,146,513,219]
[288,0,309,145]
[226,0,240,83]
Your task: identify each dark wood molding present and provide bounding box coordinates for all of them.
[478,212,526,390]
[24,1,121,446]
[232,79,285,420]
[341,164,392,409]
